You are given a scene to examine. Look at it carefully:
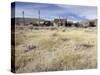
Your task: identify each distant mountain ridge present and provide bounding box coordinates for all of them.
[79,19,97,26]
[12,17,97,26]
[12,17,46,25]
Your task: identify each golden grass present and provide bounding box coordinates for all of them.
[14,27,97,73]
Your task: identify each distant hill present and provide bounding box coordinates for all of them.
[79,19,97,26]
[11,17,46,25]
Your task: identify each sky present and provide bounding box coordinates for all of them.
[11,2,97,22]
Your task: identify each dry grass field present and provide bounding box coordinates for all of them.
[14,27,97,73]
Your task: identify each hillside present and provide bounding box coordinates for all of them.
[11,17,46,25]
[79,19,97,26]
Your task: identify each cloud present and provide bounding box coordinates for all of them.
[56,4,97,20]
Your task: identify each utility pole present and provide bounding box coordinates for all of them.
[38,10,40,26]
[59,16,60,27]
[22,11,25,26]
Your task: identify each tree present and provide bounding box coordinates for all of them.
[89,21,95,27]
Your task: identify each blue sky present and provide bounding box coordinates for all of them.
[12,2,97,22]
